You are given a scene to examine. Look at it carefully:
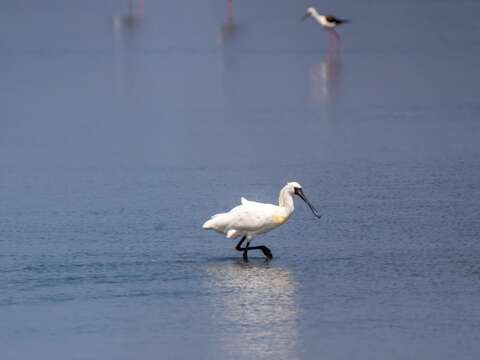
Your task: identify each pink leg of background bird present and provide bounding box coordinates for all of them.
[227,0,233,20]
[328,31,335,60]
[333,29,341,48]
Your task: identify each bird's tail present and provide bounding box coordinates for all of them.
[202,213,229,231]
[202,218,216,229]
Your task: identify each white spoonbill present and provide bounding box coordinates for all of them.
[202,182,321,261]
[302,7,349,50]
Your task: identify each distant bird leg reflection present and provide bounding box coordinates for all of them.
[227,0,233,21]
[220,0,236,43]
[129,0,144,18]
[126,0,144,25]
[114,0,144,30]
[310,55,342,103]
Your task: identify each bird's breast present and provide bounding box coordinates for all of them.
[272,213,288,225]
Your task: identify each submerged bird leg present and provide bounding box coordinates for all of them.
[235,236,249,262]
[243,248,248,262]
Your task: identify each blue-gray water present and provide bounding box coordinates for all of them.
[1,1,480,359]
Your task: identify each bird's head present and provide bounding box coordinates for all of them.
[286,181,302,193]
[287,182,322,218]
[302,7,317,20]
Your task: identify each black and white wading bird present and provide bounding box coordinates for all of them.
[202,182,322,261]
[302,7,349,50]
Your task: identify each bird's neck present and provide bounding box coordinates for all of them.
[311,10,324,24]
[278,187,295,216]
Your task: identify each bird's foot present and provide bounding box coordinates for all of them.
[260,246,273,261]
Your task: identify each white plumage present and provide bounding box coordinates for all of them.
[203,197,285,239]
[203,182,321,261]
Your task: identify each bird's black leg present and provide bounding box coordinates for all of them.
[235,236,249,262]
[243,248,248,262]
[247,245,273,261]
[235,237,273,261]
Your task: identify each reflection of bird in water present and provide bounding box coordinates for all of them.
[113,0,144,30]
[310,56,342,103]
[302,7,349,57]
[112,0,145,97]
[203,182,321,261]
[206,262,299,359]
[219,0,236,44]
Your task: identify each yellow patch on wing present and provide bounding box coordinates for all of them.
[272,213,287,224]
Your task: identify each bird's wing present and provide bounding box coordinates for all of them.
[241,197,265,206]
[227,204,276,231]
[325,15,338,22]
[325,15,349,24]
